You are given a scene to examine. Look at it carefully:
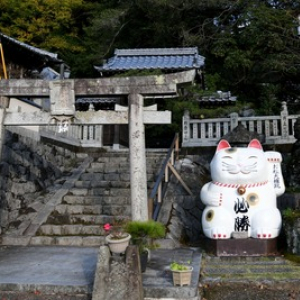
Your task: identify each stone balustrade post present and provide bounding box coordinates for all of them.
[182,109,190,144]
[280,101,288,138]
[230,112,239,130]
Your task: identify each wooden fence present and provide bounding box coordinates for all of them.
[182,102,300,147]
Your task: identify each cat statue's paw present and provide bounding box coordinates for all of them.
[251,228,278,239]
[207,228,232,239]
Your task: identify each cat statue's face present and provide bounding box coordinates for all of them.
[210,139,268,184]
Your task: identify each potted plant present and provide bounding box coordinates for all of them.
[103,218,131,254]
[125,220,165,272]
[170,261,193,286]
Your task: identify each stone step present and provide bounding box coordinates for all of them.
[74,180,156,189]
[52,204,131,216]
[74,180,131,189]
[46,212,131,225]
[37,224,103,236]
[53,204,102,215]
[62,195,130,205]
[204,265,300,278]
[204,255,287,265]
[29,235,105,246]
[90,188,131,197]
[65,187,131,197]
[85,163,163,174]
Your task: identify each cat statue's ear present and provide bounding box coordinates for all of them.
[216,139,231,152]
[248,139,263,150]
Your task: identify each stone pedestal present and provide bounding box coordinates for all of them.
[204,238,278,256]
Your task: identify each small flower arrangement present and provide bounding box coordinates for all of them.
[103,218,129,240]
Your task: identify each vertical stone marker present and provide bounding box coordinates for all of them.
[129,93,148,221]
[92,245,143,300]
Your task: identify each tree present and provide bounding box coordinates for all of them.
[0,0,85,56]
[205,0,300,107]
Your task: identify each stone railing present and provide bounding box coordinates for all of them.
[182,102,299,147]
[39,124,103,147]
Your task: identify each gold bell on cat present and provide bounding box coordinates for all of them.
[237,185,246,195]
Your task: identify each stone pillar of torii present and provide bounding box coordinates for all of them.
[0,71,195,221]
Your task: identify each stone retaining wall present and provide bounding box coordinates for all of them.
[284,219,300,255]
[0,129,83,233]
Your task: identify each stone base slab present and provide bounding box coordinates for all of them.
[203,238,278,256]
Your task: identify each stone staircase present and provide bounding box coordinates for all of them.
[1,150,166,246]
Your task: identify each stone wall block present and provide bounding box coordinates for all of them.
[56,236,83,246]
[30,236,55,245]
[81,173,100,181]
[91,181,109,188]
[82,225,101,235]
[90,173,104,182]
[96,157,110,163]
[110,188,130,197]
[92,188,109,196]
[8,210,19,222]
[39,225,54,236]
[54,205,67,215]
[10,181,37,195]
[0,209,9,228]
[36,144,45,156]
[9,199,21,211]
[55,146,65,156]
[83,205,101,215]
[75,181,91,189]
[63,225,83,235]
[0,162,9,177]
[90,162,105,171]
[75,153,88,160]
[83,236,103,246]
[103,164,120,173]
[52,225,63,236]
[66,205,84,215]
[103,173,120,181]
[70,188,88,196]
[102,205,131,217]
[0,178,8,191]
[119,173,130,182]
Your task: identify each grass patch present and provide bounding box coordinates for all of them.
[284,252,300,264]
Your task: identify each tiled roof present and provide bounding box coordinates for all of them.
[95,47,205,72]
[0,32,61,63]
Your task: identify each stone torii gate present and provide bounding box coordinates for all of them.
[0,70,195,221]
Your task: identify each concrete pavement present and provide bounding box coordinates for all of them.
[0,246,202,300]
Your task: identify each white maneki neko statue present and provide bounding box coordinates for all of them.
[200,139,285,239]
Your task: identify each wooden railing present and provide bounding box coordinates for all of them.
[148,133,193,220]
[182,102,299,147]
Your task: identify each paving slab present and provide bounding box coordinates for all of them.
[143,248,202,300]
[0,246,98,295]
